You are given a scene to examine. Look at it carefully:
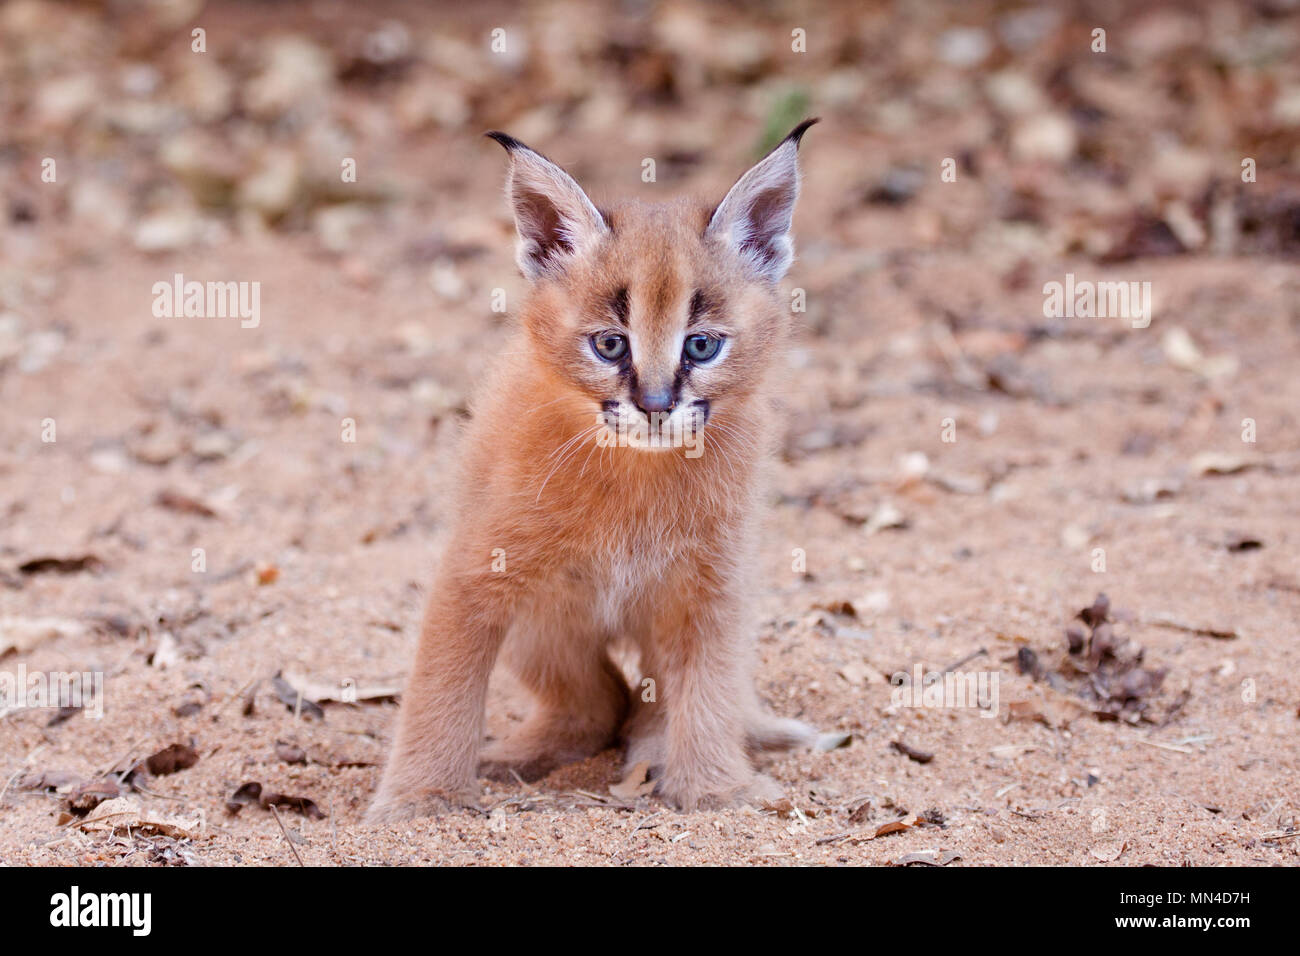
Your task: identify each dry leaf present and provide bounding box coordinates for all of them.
[154,488,219,518]
[1162,328,1237,380]
[1006,700,1049,725]
[1224,533,1262,552]
[142,741,199,776]
[17,554,103,575]
[1190,452,1263,477]
[927,471,986,495]
[149,632,180,669]
[18,769,81,793]
[990,743,1035,758]
[838,660,873,687]
[848,799,873,824]
[891,740,934,763]
[873,813,920,838]
[74,797,202,838]
[1091,841,1127,862]
[278,670,399,706]
[1122,476,1182,504]
[815,599,858,618]
[896,849,961,866]
[0,617,86,657]
[66,776,125,813]
[225,781,326,819]
[1022,593,1181,723]
[762,797,798,819]
[276,742,307,764]
[863,502,908,536]
[1006,693,1087,729]
[271,672,325,719]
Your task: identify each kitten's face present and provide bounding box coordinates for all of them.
[527,202,784,452]
[489,122,812,452]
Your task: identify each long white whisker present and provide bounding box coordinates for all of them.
[535,424,602,502]
[521,395,574,419]
[543,420,597,464]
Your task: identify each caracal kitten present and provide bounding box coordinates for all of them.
[369,120,820,823]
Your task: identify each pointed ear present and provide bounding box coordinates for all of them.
[706,118,818,282]
[486,131,608,280]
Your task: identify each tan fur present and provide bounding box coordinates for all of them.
[368,124,818,823]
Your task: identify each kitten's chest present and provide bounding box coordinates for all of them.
[591,554,649,632]
[581,517,687,629]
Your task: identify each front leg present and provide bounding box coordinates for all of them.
[651,587,781,810]
[367,571,511,823]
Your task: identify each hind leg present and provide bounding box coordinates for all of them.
[479,615,629,782]
[618,621,811,806]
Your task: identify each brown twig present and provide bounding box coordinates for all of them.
[270,804,304,866]
[219,676,260,715]
[939,647,989,675]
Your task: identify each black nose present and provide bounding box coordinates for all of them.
[633,387,675,416]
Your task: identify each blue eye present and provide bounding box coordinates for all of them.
[591,331,628,361]
[683,334,722,363]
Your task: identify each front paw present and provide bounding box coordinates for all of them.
[365,786,479,824]
[655,769,783,811]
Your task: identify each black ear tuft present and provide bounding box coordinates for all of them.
[485,130,528,152]
[486,130,530,153]
[488,131,609,280]
[705,119,814,282]
[783,118,820,150]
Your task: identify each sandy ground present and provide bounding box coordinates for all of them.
[1,0,1298,865]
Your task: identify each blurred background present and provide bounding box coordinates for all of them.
[2,0,1298,281]
[1,0,1298,864]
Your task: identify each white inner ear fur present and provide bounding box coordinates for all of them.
[706,139,802,282]
[506,150,607,280]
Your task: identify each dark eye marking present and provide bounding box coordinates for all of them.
[688,289,719,327]
[611,287,630,326]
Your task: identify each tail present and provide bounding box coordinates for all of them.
[745,712,818,754]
